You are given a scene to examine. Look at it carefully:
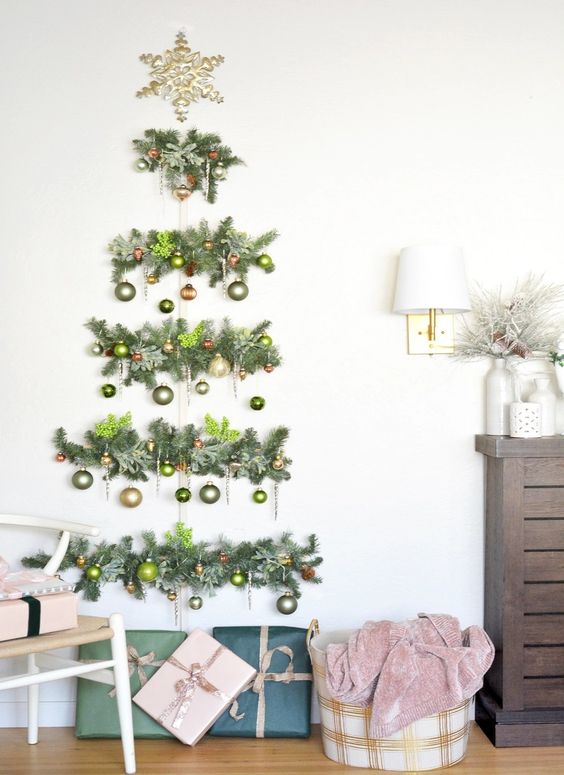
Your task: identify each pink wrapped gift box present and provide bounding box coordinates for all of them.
[133,628,257,745]
[0,592,78,642]
[0,556,74,601]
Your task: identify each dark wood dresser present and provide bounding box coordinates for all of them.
[476,434,564,746]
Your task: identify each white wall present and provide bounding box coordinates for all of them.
[2,0,564,727]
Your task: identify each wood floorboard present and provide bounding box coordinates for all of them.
[1,723,564,775]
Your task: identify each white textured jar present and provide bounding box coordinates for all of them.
[486,359,513,435]
[529,377,556,436]
[510,402,541,438]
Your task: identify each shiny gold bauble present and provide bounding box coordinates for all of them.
[75,555,86,569]
[272,455,284,471]
[167,590,178,601]
[239,368,247,381]
[132,246,144,261]
[131,352,143,362]
[208,353,231,378]
[264,363,274,373]
[147,147,160,159]
[180,283,197,300]
[146,274,158,285]
[301,564,316,580]
[202,338,214,350]
[279,554,293,567]
[119,486,143,508]
[100,452,112,467]
[218,550,229,564]
[146,438,156,453]
[162,339,175,354]
[202,239,214,251]
[173,184,191,202]
[56,452,66,462]
[228,253,240,268]
[194,561,205,576]
[189,595,203,610]
[126,581,135,594]
[193,438,204,449]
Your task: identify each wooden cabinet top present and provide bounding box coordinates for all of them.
[476,435,564,458]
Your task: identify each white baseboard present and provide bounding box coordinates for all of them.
[0,701,75,727]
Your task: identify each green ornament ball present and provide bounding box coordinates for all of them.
[159,298,175,314]
[152,384,174,405]
[136,158,150,171]
[114,281,136,302]
[159,461,176,477]
[199,481,221,504]
[250,395,266,411]
[258,334,273,347]
[227,280,249,301]
[256,253,273,269]
[195,379,210,395]
[230,569,246,587]
[90,341,104,356]
[136,560,158,582]
[72,469,93,490]
[169,252,186,269]
[86,564,102,581]
[101,383,117,398]
[113,341,130,358]
[175,487,192,503]
[252,488,268,504]
[276,592,298,615]
[189,595,203,610]
[212,163,227,180]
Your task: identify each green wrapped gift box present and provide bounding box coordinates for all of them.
[76,629,186,739]
[209,625,312,738]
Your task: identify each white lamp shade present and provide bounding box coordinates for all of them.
[393,245,471,314]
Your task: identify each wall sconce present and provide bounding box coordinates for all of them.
[393,245,471,354]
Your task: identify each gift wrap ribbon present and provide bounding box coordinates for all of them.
[108,645,164,698]
[159,645,229,730]
[229,625,313,737]
[0,556,58,601]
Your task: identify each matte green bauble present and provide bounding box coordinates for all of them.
[86,564,102,581]
[230,569,246,587]
[136,158,150,171]
[250,395,266,411]
[72,468,94,490]
[195,379,210,395]
[227,280,249,301]
[276,591,298,615]
[136,560,158,582]
[199,481,221,504]
[258,333,273,347]
[152,384,174,405]
[119,486,143,508]
[90,341,104,356]
[256,253,273,269]
[252,488,268,504]
[101,383,117,398]
[113,341,130,358]
[175,487,192,503]
[159,461,176,477]
[169,251,186,269]
[114,281,136,302]
[158,298,175,314]
[189,595,203,610]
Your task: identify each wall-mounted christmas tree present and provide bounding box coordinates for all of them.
[24,31,322,615]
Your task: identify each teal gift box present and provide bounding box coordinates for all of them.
[76,629,186,739]
[209,625,312,738]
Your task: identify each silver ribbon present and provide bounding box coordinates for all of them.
[159,646,229,730]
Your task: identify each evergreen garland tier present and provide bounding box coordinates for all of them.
[109,217,277,290]
[21,528,323,610]
[54,414,291,485]
[133,128,243,202]
[85,317,281,393]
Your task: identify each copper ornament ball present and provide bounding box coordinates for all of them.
[228,254,240,268]
[186,174,197,188]
[202,338,214,350]
[132,247,144,261]
[180,283,197,300]
[264,363,274,373]
[193,438,204,449]
[56,452,66,462]
[147,147,160,159]
[208,150,219,160]
[131,352,143,362]
[219,551,229,564]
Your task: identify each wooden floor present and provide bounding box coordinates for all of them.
[1,723,564,775]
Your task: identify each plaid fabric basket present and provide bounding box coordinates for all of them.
[307,620,471,771]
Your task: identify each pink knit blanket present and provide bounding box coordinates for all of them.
[325,613,494,737]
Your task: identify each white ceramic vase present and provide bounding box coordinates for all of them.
[486,358,513,435]
[529,376,556,436]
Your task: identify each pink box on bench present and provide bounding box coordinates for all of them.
[0,592,78,642]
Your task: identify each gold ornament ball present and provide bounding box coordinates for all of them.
[227,279,249,301]
[239,368,247,381]
[147,147,160,159]
[75,555,86,569]
[126,581,136,594]
[189,595,203,610]
[146,438,156,453]
[100,452,112,467]
[194,562,205,576]
[173,184,191,202]
[208,353,231,378]
[56,452,66,462]
[202,239,214,251]
[162,339,175,354]
[272,455,284,470]
[279,554,293,567]
[146,274,158,285]
[119,486,143,508]
[167,590,178,602]
[195,379,210,395]
[264,363,274,373]
[180,283,197,300]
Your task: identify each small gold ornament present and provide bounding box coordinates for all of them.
[146,438,156,453]
[119,486,143,508]
[147,147,160,159]
[126,581,135,594]
[132,246,144,261]
[218,550,229,564]
[208,352,231,378]
[193,438,204,449]
[239,368,247,381]
[194,561,205,576]
[279,554,293,567]
[173,184,191,202]
[180,283,197,300]
[162,339,175,354]
[100,452,112,467]
[146,273,158,285]
[272,455,284,471]
[202,239,214,251]
[167,590,178,601]
[76,555,86,569]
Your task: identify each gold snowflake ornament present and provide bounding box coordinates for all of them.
[136,31,224,122]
